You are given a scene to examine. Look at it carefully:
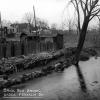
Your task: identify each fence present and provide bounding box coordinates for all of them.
[0,41,57,59]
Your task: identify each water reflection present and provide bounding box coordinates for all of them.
[75,63,87,92]
[1,57,100,100]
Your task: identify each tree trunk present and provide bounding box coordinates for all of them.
[21,42,24,55]
[73,17,90,92]
[11,42,15,57]
[75,17,89,65]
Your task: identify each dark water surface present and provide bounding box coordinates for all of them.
[1,57,100,100]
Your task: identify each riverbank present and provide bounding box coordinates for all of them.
[1,57,100,100]
[0,47,99,91]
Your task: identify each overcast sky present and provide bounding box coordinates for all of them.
[0,0,98,29]
[0,0,73,26]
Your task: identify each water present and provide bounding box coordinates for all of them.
[1,57,100,100]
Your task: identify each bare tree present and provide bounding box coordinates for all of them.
[36,18,49,30]
[67,18,74,33]
[51,23,57,30]
[70,0,100,65]
[23,12,49,31]
[61,18,74,32]
[69,0,100,92]
[61,21,66,30]
[97,16,100,32]
[23,12,33,33]
[73,14,80,35]
[24,12,33,24]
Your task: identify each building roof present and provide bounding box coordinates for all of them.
[40,30,57,37]
[26,29,57,38]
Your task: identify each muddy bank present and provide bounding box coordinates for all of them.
[0,47,98,92]
[0,47,98,75]
[1,57,100,100]
[0,50,64,75]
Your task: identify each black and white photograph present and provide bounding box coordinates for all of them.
[0,0,100,100]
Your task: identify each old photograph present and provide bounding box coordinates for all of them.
[0,0,100,100]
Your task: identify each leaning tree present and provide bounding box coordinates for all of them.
[70,0,100,66]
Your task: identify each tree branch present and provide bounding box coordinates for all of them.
[70,0,81,31]
[91,8,100,14]
[90,0,99,12]
[80,0,85,13]
[89,9,100,21]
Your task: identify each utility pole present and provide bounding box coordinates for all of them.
[0,12,2,38]
[33,5,38,36]
[0,12,5,38]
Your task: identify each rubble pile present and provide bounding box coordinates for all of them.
[0,50,64,75]
[0,61,66,89]
[0,47,98,89]
[0,47,97,75]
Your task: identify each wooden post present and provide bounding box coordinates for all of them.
[21,42,24,55]
[3,42,7,58]
[11,42,15,57]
